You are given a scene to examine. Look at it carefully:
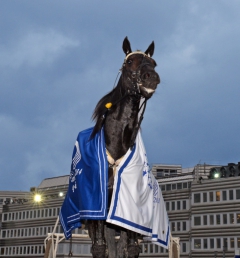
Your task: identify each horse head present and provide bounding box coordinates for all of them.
[122,37,160,99]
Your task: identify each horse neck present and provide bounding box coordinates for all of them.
[104,91,141,161]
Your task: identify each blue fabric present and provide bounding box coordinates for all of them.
[59,127,108,239]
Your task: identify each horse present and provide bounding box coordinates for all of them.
[87,37,160,258]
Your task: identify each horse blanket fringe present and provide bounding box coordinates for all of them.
[59,127,170,249]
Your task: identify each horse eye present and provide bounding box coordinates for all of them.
[127,59,132,64]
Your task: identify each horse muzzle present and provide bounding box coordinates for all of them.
[138,71,160,98]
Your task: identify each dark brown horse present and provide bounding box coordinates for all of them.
[88,37,160,258]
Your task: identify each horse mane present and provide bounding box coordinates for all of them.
[90,76,123,139]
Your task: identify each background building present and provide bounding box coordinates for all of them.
[1,162,240,257]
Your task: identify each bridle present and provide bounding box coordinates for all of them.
[105,52,156,149]
[122,51,155,96]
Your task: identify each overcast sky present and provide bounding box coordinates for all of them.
[1,0,240,191]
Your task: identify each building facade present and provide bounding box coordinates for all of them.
[156,162,240,258]
[1,162,240,257]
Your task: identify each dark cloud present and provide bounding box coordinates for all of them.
[1,0,240,190]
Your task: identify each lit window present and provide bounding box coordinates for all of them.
[237,237,240,248]
[194,239,201,249]
[237,213,240,224]
[230,238,234,248]
[216,191,220,201]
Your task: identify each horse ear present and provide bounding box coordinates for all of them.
[122,37,132,55]
[145,41,155,57]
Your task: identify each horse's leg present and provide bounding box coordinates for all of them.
[89,220,107,258]
[105,223,117,258]
[126,230,141,258]
[116,229,128,258]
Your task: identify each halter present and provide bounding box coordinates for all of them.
[122,51,154,96]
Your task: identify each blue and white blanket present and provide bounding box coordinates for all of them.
[59,127,170,249]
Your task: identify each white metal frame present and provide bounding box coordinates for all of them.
[44,216,89,258]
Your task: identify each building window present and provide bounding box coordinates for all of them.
[230,238,235,248]
[210,215,214,225]
[172,184,176,190]
[223,214,227,224]
[194,239,201,249]
[177,183,182,190]
[177,222,181,231]
[182,200,186,210]
[217,238,221,248]
[203,239,208,249]
[210,238,214,249]
[236,189,240,199]
[194,193,201,203]
[223,238,228,249]
[203,215,207,225]
[222,190,227,200]
[182,243,186,252]
[216,214,221,225]
[209,192,213,202]
[237,213,240,224]
[177,201,181,210]
[161,185,165,191]
[229,190,234,200]
[182,221,186,231]
[203,192,207,202]
[166,202,169,211]
[172,222,175,231]
[237,237,240,248]
[172,202,175,211]
[166,184,171,191]
[229,213,235,224]
[183,182,188,189]
[216,191,220,201]
[194,216,201,226]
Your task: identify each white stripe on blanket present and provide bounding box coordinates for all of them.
[107,132,170,249]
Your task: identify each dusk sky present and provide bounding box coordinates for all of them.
[1,1,240,191]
